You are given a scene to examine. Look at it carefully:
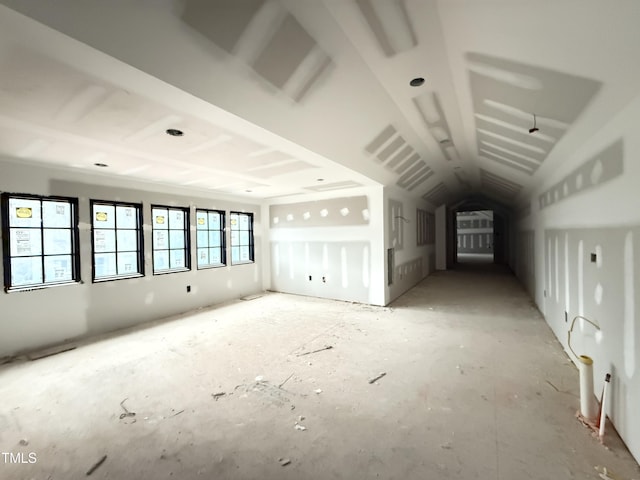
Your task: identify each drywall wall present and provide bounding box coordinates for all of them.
[513,230,535,298]
[267,186,385,305]
[0,159,263,357]
[516,92,640,464]
[435,204,447,270]
[383,186,435,305]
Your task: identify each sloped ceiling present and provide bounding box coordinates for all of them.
[1,0,639,208]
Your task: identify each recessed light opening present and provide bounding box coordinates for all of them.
[410,77,425,87]
[166,128,184,137]
[316,178,325,182]
[94,163,109,168]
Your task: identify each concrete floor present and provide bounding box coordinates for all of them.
[1,264,639,480]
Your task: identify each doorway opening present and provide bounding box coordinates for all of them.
[456,210,494,264]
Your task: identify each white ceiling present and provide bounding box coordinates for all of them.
[1,0,639,207]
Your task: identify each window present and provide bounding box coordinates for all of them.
[152,205,190,274]
[196,209,226,268]
[2,193,80,291]
[230,212,254,264]
[91,201,144,281]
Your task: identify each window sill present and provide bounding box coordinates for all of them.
[153,268,191,276]
[197,264,227,270]
[93,273,144,283]
[5,281,80,293]
[231,261,255,266]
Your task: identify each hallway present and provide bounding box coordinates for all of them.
[0,268,638,479]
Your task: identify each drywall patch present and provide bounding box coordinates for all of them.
[578,239,584,316]
[362,245,370,288]
[341,247,349,288]
[388,199,404,251]
[594,283,603,305]
[539,139,624,210]
[624,231,635,378]
[270,196,369,228]
[274,244,280,277]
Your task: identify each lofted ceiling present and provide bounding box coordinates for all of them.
[0,0,639,208]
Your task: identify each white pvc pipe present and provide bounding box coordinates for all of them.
[599,373,611,438]
[578,355,597,421]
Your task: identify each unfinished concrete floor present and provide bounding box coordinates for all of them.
[1,264,639,480]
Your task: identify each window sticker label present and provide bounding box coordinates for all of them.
[16,207,32,218]
[95,212,108,222]
[10,229,42,257]
[155,215,165,225]
[153,230,167,249]
[15,230,33,254]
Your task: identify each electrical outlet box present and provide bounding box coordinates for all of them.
[591,253,597,263]
[186,285,191,293]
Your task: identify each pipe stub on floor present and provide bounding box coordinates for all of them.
[578,355,594,365]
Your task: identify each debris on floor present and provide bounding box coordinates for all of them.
[368,372,387,384]
[86,454,107,476]
[234,379,293,407]
[212,392,226,401]
[119,398,136,420]
[296,345,333,357]
[298,415,305,422]
[294,423,307,431]
[314,389,322,394]
[595,465,624,480]
[546,379,561,392]
[278,457,291,466]
[279,373,295,388]
[19,439,29,446]
[169,409,184,418]
[441,442,453,450]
